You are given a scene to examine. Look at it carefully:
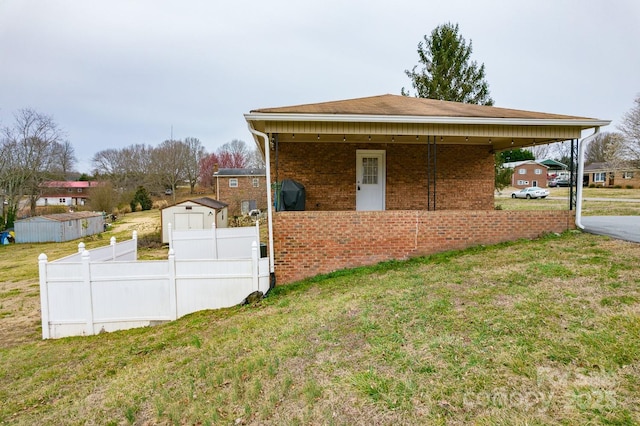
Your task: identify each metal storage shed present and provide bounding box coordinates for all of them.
[14,211,105,243]
[161,197,228,244]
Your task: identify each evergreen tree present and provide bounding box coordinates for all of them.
[130,186,152,211]
[402,23,494,106]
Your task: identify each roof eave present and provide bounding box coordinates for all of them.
[244,112,611,128]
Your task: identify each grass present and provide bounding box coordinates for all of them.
[496,187,640,216]
[0,228,639,424]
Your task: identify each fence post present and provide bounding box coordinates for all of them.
[82,250,95,336]
[110,236,116,260]
[132,230,138,260]
[78,242,85,253]
[168,248,177,320]
[251,241,259,292]
[168,222,173,251]
[38,254,50,339]
[211,221,218,259]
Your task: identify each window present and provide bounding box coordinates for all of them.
[59,198,66,204]
[362,157,378,184]
[517,180,529,186]
[77,188,83,193]
[594,172,606,183]
[252,178,259,188]
[518,169,526,175]
[623,171,635,179]
[241,200,257,215]
[535,169,542,175]
[229,178,238,188]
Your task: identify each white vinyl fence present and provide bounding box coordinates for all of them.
[39,224,269,339]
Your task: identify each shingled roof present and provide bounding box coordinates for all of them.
[251,94,595,121]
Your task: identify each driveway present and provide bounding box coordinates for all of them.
[581,216,640,243]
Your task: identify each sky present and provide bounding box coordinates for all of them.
[1,0,639,173]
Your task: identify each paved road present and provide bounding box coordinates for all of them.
[581,216,640,243]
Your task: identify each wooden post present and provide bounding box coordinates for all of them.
[168,248,177,320]
[38,253,50,339]
[82,250,95,336]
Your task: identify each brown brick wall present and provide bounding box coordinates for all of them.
[270,142,494,211]
[512,164,548,188]
[216,176,267,217]
[272,210,575,284]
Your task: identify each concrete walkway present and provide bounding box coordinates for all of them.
[581,216,640,243]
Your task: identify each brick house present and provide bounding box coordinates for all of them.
[504,160,549,188]
[37,181,102,207]
[583,162,640,188]
[244,94,609,284]
[214,168,267,217]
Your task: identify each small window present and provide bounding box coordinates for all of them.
[229,178,238,188]
[59,198,66,203]
[517,180,529,186]
[535,169,542,175]
[77,188,83,193]
[594,172,606,183]
[518,169,526,175]
[252,178,259,188]
[623,171,634,179]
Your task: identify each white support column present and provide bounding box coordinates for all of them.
[132,230,138,260]
[38,253,50,339]
[211,221,218,259]
[110,236,116,260]
[78,242,85,253]
[168,248,177,320]
[81,250,95,336]
[251,241,259,292]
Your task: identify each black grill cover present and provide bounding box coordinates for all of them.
[278,179,305,211]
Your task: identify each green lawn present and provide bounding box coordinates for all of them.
[1,230,639,425]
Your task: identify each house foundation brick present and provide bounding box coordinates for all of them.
[273,210,575,284]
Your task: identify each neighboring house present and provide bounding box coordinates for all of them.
[245,94,609,284]
[37,181,102,207]
[504,160,549,188]
[214,168,267,217]
[161,197,228,244]
[15,211,104,243]
[583,162,640,188]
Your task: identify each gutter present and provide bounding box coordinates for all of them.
[243,112,611,128]
[247,123,276,278]
[575,127,600,229]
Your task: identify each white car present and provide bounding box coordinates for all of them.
[511,187,549,199]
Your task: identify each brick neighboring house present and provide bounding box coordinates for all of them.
[244,94,609,284]
[504,160,549,188]
[37,181,102,207]
[214,168,267,217]
[584,162,640,188]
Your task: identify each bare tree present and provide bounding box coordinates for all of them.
[92,144,153,192]
[149,139,189,202]
[1,108,66,221]
[246,146,265,169]
[527,144,553,161]
[217,139,249,168]
[199,153,219,189]
[53,140,77,177]
[183,137,206,194]
[585,132,625,165]
[618,94,640,163]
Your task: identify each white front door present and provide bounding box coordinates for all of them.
[356,150,385,211]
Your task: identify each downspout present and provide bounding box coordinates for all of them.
[575,127,600,229]
[247,123,276,278]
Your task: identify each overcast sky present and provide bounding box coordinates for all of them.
[1,0,639,173]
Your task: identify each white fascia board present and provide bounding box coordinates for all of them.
[244,113,611,128]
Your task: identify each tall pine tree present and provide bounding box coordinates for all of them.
[402,23,494,106]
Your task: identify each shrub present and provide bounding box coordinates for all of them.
[626,185,634,189]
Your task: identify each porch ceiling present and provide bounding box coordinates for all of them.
[245,94,610,153]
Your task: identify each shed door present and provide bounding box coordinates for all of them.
[356,150,385,211]
[175,213,204,230]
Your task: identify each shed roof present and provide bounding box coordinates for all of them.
[170,197,228,210]
[17,211,103,223]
